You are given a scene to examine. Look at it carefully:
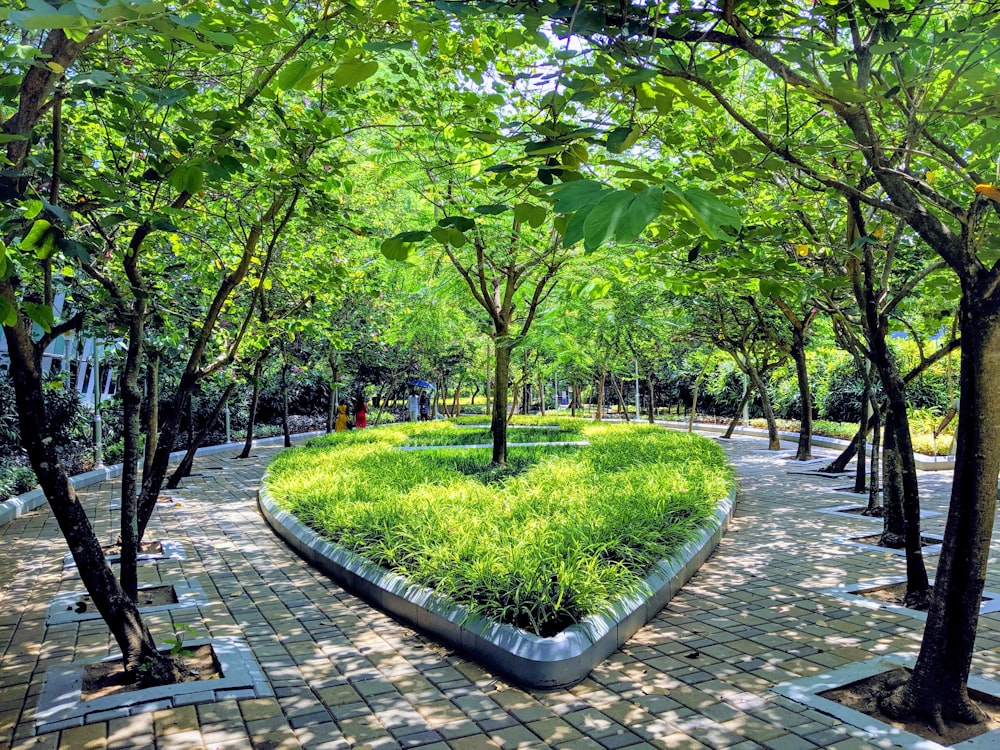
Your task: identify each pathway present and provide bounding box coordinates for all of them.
[1,433,999,750]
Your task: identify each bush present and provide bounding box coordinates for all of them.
[269,422,733,637]
[0,463,37,501]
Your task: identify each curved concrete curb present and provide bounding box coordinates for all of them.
[259,482,737,689]
[0,430,326,528]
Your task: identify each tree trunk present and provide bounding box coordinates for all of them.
[141,352,159,483]
[687,377,699,433]
[280,345,291,448]
[119,299,146,603]
[854,383,872,494]
[883,288,1000,727]
[879,405,906,548]
[490,343,512,465]
[864,397,883,516]
[647,376,655,423]
[452,376,462,417]
[595,369,606,421]
[2,318,183,684]
[822,413,875,473]
[166,383,235,489]
[537,374,545,416]
[611,373,631,422]
[239,353,267,459]
[748,366,780,450]
[790,328,813,460]
[723,384,752,439]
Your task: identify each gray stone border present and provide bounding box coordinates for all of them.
[62,538,186,570]
[0,431,325,528]
[773,653,1000,749]
[821,575,1000,622]
[34,636,272,734]
[815,504,943,520]
[258,482,736,689]
[839,532,944,556]
[46,578,209,626]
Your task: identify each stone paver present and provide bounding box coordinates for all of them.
[1,431,1000,750]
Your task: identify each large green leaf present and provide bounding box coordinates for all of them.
[381,238,412,262]
[20,219,59,260]
[331,59,379,88]
[168,163,203,194]
[277,59,311,90]
[561,204,593,248]
[615,187,663,243]
[551,180,607,213]
[0,297,15,327]
[23,301,54,333]
[662,184,741,240]
[583,190,632,251]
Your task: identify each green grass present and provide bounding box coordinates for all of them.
[267,421,733,637]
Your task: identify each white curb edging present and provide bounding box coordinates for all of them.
[0,430,326,528]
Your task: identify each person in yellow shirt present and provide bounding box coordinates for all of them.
[334,401,349,432]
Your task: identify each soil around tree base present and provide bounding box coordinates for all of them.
[81,644,220,701]
[73,584,177,615]
[101,540,164,557]
[820,668,1000,746]
[852,533,939,549]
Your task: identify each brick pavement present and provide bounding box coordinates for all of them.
[1,433,999,750]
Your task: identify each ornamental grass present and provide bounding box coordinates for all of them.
[265,422,733,636]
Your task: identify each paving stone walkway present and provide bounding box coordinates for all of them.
[1,432,999,750]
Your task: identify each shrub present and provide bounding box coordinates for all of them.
[268,422,733,637]
[0,463,37,500]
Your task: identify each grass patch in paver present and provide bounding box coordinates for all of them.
[265,422,733,637]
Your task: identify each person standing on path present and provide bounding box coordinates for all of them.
[419,391,430,421]
[354,396,367,429]
[334,401,349,431]
[407,392,419,422]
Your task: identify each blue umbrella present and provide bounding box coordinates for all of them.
[407,379,436,390]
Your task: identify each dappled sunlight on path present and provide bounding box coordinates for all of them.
[0,430,999,749]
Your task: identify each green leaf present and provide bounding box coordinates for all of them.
[151,218,179,232]
[22,199,43,220]
[431,226,466,247]
[438,216,476,232]
[381,238,412,262]
[662,184,741,240]
[562,204,593,248]
[168,164,203,194]
[394,230,430,243]
[583,190,632,251]
[514,202,547,228]
[551,180,607,213]
[864,0,889,8]
[23,301,54,333]
[620,68,658,85]
[20,219,59,260]
[59,238,92,262]
[473,204,508,215]
[615,187,663,243]
[759,278,783,298]
[606,126,637,154]
[331,59,378,88]
[277,59,311,90]
[0,297,16,327]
